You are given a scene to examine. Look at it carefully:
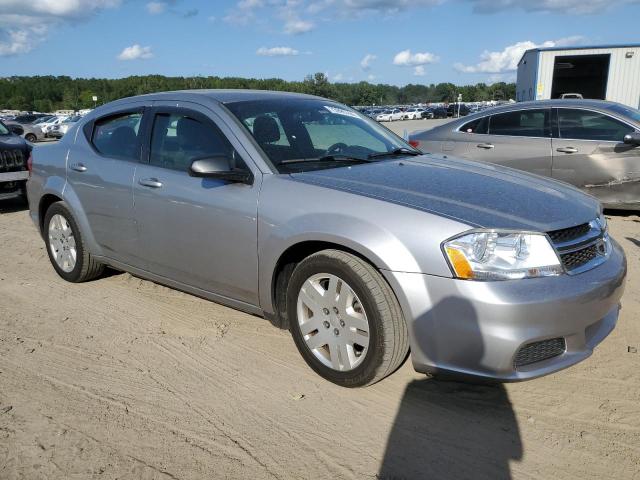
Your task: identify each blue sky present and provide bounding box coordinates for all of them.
[0,0,639,86]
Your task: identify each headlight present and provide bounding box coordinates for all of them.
[443,230,563,281]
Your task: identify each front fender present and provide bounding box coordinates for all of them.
[257,175,468,314]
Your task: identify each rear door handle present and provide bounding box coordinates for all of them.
[138,178,163,188]
[556,147,578,154]
[70,163,87,172]
[476,143,494,149]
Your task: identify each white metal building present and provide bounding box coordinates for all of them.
[516,44,640,108]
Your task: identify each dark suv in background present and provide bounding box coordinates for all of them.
[0,120,31,200]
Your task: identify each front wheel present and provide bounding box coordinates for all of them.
[44,202,104,282]
[287,250,409,387]
[25,133,37,143]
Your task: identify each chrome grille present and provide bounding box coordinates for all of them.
[560,244,600,270]
[0,149,26,172]
[547,219,608,274]
[547,223,590,243]
[514,338,566,368]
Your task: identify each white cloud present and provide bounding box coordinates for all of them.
[0,0,121,56]
[393,49,439,66]
[308,0,441,15]
[283,17,314,34]
[467,0,631,14]
[367,74,376,81]
[146,1,167,14]
[256,46,300,56]
[224,0,439,33]
[413,65,426,76]
[454,36,584,73]
[360,53,376,70]
[117,44,154,61]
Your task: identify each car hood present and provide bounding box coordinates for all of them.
[289,155,599,232]
[0,134,28,149]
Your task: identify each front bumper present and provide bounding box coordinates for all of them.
[382,238,627,381]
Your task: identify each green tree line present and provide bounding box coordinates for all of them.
[0,73,515,112]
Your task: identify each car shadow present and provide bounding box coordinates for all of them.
[0,196,28,214]
[378,297,522,480]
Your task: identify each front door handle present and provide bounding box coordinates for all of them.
[556,147,578,154]
[138,178,163,188]
[476,143,494,149]
[70,163,87,172]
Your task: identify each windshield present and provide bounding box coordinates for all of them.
[0,121,9,135]
[608,104,640,124]
[225,98,417,173]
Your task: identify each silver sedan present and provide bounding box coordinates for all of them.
[409,99,640,210]
[27,91,626,386]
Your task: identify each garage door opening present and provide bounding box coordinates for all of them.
[551,54,610,100]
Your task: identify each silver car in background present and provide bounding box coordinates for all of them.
[27,91,626,387]
[410,100,640,210]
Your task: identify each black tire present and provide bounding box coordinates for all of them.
[287,249,409,387]
[25,133,37,143]
[43,202,104,283]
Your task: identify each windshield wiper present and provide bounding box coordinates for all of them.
[280,155,371,165]
[367,148,421,160]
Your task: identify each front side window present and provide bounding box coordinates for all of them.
[149,112,243,172]
[92,112,142,160]
[558,109,632,142]
[489,109,549,137]
[225,98,413,173]
[0,122,9,135]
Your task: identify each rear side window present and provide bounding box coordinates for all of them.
[460,117,489,134]
[149,112,241,172]
[92,112,142,160]
[489,109,549,137]
[557,109,631,142]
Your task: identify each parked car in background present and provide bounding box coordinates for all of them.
[422,106,448,119]
[5,121,45,143]
[28,90,626,387]
[49,115,81,139]
[410,99,640,210]
[376,109,404,122]
[403,108,423,120]
[561,93,584,99]
[0,120,31,200]
[11,114,49,125]
[36,116,68,137]
[447,103,471,117]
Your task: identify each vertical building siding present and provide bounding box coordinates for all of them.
[516,51,539,102]
[536,47,640,108]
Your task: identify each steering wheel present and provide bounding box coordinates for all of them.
[325,142,348,156]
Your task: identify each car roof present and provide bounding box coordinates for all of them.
[110,89,321,107]
[453,99,639,123]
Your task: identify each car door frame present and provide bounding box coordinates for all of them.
[130,100,264,311]
[551,106,640,204]
[66,102,150,266]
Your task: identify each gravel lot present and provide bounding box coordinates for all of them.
[0,135,639,479]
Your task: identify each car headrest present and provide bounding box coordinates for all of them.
[252,115,280,144]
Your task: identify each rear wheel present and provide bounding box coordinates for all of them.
[287,249,409,387]
[25,133,37,143]
[44,202,104,282]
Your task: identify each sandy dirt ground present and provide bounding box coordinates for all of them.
[1,193,639,478]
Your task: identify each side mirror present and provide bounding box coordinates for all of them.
[189,156,253,184]
[623,132,640,146]
[9,124,24,136]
